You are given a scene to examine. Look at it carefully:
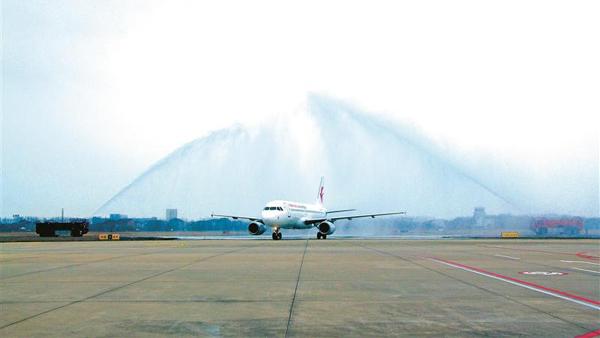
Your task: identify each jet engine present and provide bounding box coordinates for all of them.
[318,221,336,235]
[248,222,267,235]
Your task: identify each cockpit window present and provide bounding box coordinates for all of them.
[277,207,284,211]
[264,207,269,210]
[269,207,276,210]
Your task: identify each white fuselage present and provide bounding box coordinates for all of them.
[261,200,326,230]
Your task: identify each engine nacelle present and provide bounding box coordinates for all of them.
[318,221,336,235]
[248,222,267,235]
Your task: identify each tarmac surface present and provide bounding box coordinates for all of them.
[0,238,598,337]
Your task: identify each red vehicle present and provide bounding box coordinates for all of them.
[530,218,583,236]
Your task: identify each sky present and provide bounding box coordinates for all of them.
[2,0,599,218]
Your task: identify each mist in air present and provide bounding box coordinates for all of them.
[3,1,598,220]
[96,94,598,220]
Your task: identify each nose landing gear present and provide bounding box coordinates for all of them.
[316,232,327,240]
[272,229,282,240]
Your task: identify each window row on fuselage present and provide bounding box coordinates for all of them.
[263,206,322,214]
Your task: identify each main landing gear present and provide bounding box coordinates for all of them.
[316,232,327,240]
[272,229,282,240]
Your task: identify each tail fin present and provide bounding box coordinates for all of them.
[316,176,325,206]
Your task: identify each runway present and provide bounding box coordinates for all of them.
[0,239,598,337]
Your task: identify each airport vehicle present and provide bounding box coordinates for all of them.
[36,219,89,237]
[530,217,583,236]
[212,177,405,240]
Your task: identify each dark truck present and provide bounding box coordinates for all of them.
[36,219,89,237]
[530,217,583,236]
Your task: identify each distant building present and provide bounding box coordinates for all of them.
[473,207,486,219]
[473,207,486,227]
[471,207,497,228]
[166,209,178,221]
[109,214,127,221]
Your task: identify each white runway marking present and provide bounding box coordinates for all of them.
[494,254,520,260]
[560,260,600,266]
[572,267,600,274]
[430,258,600,311]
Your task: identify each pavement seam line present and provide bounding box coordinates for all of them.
[0,256,41,263]
[0,245,252,330]
[355,243,594,333]
[285,239,309,338]
[0,247,176,281]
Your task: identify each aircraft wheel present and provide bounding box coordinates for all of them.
[277,232,282,240]
[272,233,277,240]
[317,232,322,239]
[322,234,327,240]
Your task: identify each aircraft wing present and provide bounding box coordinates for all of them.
[211,213,263,223]
[326,209,356,214]
[304,211,406,225]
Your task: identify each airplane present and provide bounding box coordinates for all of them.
[211,177,406,240]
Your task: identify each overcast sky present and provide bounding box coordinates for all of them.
[2,0,599,217]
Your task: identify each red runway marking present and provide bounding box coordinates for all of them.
[576,329,600,338]
[431,257,600,308]
[577,252,600,261]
